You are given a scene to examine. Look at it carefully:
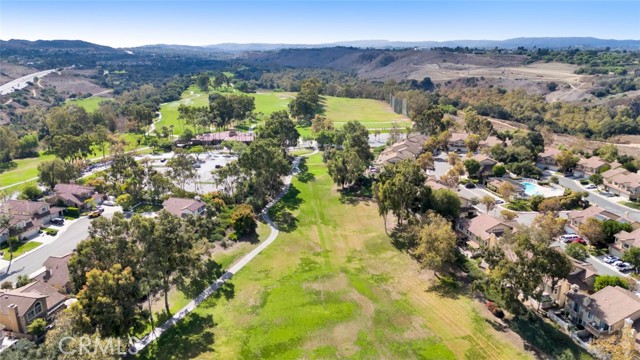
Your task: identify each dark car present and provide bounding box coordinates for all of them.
[464,183,476,189]
[160,158,167,163]
[50,217,65,225]
[215,164,223,169]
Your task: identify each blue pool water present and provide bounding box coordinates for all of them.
[522,182,540,196]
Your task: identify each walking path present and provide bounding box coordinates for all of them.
[130,149,318,354]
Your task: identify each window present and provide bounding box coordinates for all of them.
[26,301,43,321]
[624,243,630,249]
[587,311,592,319]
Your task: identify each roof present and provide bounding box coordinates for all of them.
[425,179,448,191]
[449,132,468,142]
[461,214,513,241]
[53,183,95,195]
[480,136,506,148]
[471,153,497,164]
[33,254,72,289]
[162,197,206,217]
[609,161,622,170]
[15,281,66,312]
[1,200,48,216]
[0,291,45,317]
[195,131,255,143]
[569,286,640,326]
[538,147,562,159]
[602,167,628,180]
[614,228,640,248]
[578,156,606,170]
[377,134,428,164]
[567,205,619,224]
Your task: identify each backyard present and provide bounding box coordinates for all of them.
[138,154,532,360]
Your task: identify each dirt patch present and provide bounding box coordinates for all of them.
[0,62,38,84]
[40,69,109,96]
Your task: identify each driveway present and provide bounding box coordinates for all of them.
[553,240,628,278]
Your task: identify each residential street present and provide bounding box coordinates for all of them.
[0,206,121,284]
[557,176,640,221]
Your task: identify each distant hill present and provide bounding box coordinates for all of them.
[203,37,640,52]
[0,39,121,52]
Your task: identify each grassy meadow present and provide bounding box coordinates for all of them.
[138,154,532,360]
[66,96,113,112]
[323,96,411,130]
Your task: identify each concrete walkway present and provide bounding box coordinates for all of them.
[129,149,318,354]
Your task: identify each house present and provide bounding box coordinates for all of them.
[601,168,640,200]
[46,183,101,209]
[32,254,73,294]
[566,205,637,231]
[162,197,207,218]
[565,286,640,338]
[458,191,479,218]
[448,132,506,153]
[611,228,640,257]
[0,200,64,241]
[536,148,562,171]
[470,154,497,177]
[573,156,607,178]
[192,128,255,146]
[376,134,428,165]
[541,259,597,309]
[456,214,516,249]
[0,280,67,335]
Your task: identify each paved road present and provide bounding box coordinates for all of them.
[130,150,317,354]
[557,176,640,221]
[0,69,56,95]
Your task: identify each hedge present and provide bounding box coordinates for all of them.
[64,207,80,218]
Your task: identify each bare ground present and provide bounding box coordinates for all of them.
[40,69,109,96]
[0,62,38,85]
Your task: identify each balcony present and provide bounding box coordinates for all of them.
[584,322,614,338]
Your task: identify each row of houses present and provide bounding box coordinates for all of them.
[1,183,101,243]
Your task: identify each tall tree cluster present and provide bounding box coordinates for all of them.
[325,121,373,188]
[288,77,324,124]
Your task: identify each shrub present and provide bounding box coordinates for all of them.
[579,179,589,185]
[64,207,80,218]
[594,275,629,292]
[43,228,58,236]
[537,180,550,186]
[16,275,31,288]
[231,204,257,236]
[1,281,13,289]
[565,243,589,261]
[486,301,505,318]
[27,318,47,335]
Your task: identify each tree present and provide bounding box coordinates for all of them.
[429,189,461,221]
[413,107,446,135]
[447,152,459,166]
[288,78,323,121]
[463,159,481,177]
[538,198,562,213]
[602,220,633,244]
[416,152,434,172]
[0,127,19,163]
[72,264,141,337]
[532,212,566,241]
[327,149,366,188]
[578,217,606,246]
[589,173,604,188]
[238,138,290,208]
[594,275,629,292]
[480,195,496,214]
[439,171,460,189]
[231,204,256,236]
[497,181,517,200]
[258,110,300,147]
[492,164,506,177]
[167,151,198,191]
[413,212,456,274]
[464,134,482,153]
[592,319,638,360]
[374,160,427,224]
[38,158,79,188]
[26,318,46,335]
[500,209,518,221]
[341,121,372,165]
[4,237,19,275]
[115,193,134,211]
[19,183,43,201]
[565,243,589,261]
[463,107,493,139]
[596,143,619,163]
[622,247,640,272]
[311,115,333,133]
[196,73,210,92]
[555,150,579,172]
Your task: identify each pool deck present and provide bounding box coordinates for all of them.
[521,181,565,198]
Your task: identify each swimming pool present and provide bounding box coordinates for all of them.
[521,181,565,198]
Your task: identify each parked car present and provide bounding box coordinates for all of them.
[215,164,223,169]
[495,199,505,204]
[616,262,635,272]
[50,217,65,225]
[561,234,580,243]
[160,158,167,163]
[584,184,597,189]
[464,183,476,189]
[571,238,587,245]
[612,260,624,267]
[96,206,105,213]
[88,211,101,218]
[103,200,116,206]
[601,191,615,197]
[603,255,620,264]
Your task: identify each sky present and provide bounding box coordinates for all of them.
[0,1,638,48]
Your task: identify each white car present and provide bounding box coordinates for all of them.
[102,200,116,206]
[616,262,635,272]
[584,184,597,189]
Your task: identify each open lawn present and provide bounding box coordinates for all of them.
[1,241,43,260]
[139,154,532,360]
[66,96,113,112]
[323,96,411,130]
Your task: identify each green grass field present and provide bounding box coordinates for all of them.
[323,96,411,130]
[66,96,113,112]
[2,241,43,260]
[139,154,532,360]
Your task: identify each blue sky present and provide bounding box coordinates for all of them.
[1,1,638,47]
